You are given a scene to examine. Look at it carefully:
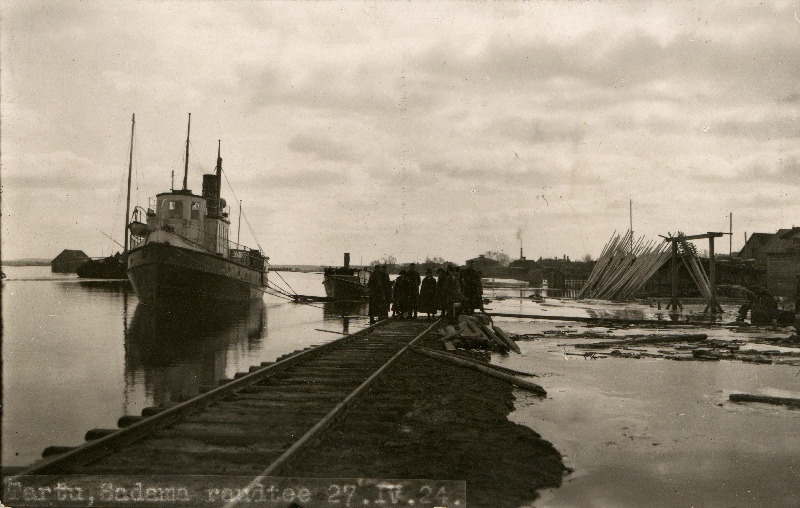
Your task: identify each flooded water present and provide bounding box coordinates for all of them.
[4,269,799,507]
[488,296,800,508]
[2,266,369,468]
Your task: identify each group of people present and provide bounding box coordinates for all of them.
[368,261,484,323]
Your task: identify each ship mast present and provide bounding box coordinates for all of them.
[182,113,191,191]
[124,113,135,252]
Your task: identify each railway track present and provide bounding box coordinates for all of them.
[9,318,439,481]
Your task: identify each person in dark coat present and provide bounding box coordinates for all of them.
[419,269,438,319]
[393,270,411,318]
[367,266,386,324]
[435,268,446,316]
[460,260,483,314]
[407,263,421,318]
[380,265,392,319]
[439,265,465,319]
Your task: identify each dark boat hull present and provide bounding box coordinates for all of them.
[77,256,127,279]
[127,243,266,309]
[323,275,369,301]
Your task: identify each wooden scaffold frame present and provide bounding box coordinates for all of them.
[661,232,725,314]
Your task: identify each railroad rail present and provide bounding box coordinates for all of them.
[9,318,440,482]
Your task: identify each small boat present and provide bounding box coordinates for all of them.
[76,252,126,279]
[323,253,369,301]
[126,114,268,310]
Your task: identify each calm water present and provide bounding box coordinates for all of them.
[4,268,800,506]
[488,298,800,508]
[2,266,369,468]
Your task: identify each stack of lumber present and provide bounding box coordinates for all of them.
[437,315,521,354]
[579,230,671,301]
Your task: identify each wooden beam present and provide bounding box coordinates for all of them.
[662,232,725,242]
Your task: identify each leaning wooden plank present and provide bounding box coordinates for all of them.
[411,348,546,396]
[729,393,800,408]
[410,344,539,377]
[492,325,522,354]
[464,320,503,352]
[438,329,464,342]
[480,323,511,353]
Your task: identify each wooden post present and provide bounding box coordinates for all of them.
[708,235,721,313]
[670,240,678,312]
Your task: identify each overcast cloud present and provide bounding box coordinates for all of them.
[2,1,798,264]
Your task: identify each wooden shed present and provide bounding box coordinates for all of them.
[762,228,800,297]
[51,249,90,273]
[738,232,772,267]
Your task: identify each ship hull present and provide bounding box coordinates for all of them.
[127,243,265,309]
[77,256,127,279]
[323,275,369,301]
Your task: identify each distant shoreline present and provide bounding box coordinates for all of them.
[2,259,51,267]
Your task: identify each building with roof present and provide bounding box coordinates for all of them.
[738,232,773,267]
[466,254,502,276]
[762,227,800,297]
[51,249,90,273]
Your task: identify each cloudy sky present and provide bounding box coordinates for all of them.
[2,1,798,265]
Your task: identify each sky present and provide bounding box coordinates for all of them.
[1,1,798,266]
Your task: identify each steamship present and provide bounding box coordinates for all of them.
[126,115,268,309]
[322,253,370,300]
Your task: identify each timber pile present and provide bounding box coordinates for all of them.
[436,315,521,354]
[579,231,671,300]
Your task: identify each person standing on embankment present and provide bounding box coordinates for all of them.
[419,268,438,319]
[408,263,421,318]
[460,259,482,314]
[380,265,392,320]
[368,266,386,324]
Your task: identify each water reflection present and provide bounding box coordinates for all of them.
[3,269,373,467]
[123,299,266,409]
[76,279,133,294]
[322,300,368,336]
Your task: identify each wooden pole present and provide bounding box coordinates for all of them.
[629,200,633,252]
[124,113,135,253]
[670,240,678,312]
[708,235,721,313]
[182,113,191,191]
[411,348,546,395]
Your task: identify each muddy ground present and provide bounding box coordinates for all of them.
[281,345,567,508]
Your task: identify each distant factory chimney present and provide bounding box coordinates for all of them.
[344,253,350,268]
[520,247,525,261]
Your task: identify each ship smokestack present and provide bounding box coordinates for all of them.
[216,140,222,197]
[344,253,350,268]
